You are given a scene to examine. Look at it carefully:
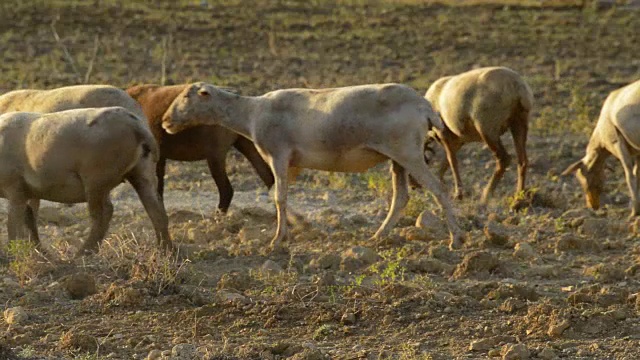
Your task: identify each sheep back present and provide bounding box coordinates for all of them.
[0,85,146,120]
[606,80,640,151]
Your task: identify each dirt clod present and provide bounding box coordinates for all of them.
[58,331,98,352]
[501,343,530,360]
[454,251,500,279]
[484,221,510,246]
[64,272,97,300]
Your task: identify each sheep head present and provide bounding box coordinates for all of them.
[562,159,604,210]
[161,82,223,134]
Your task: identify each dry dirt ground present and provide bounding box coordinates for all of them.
[1,1,640,359]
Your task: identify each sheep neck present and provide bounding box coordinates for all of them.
[583,145,608,183]
[213,93,256,140]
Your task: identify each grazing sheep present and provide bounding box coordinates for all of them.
[126,84,274,212]
[0,107,172,255]
[161,82,465,250]
[562,79,640,216]
[0,85,148,215]
[425,66,533,203]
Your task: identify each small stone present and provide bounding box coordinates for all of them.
[171,343,197,359]
[64,273,97,300]
[261,259,284,273]
[538,347,557,360]
[341,312,356,325]
[501,343,529,360]
[513,242,536,260]
[4,306,28,325]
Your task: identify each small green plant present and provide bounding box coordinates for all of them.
[366,171,390,198]
[313,324,336,340]
[17,345,36,357]
[7,239,39,285]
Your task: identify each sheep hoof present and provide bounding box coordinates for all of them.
[448,233,465,251]
[454,192,464,200]
[75,244,99,258]
[268,243,289,255]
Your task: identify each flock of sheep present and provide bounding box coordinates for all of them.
[0,65,638,256]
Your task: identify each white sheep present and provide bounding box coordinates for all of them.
[562,79,640,216]
[0,85,149,216]
[0,107,172,255]
[160,82,466,250]
[425,66,534,203]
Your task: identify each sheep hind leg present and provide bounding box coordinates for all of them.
[375,147,465,250]
[156,156,167,200]
[127,163,173,252]
[24,204,40,246]
[266,154,291,250]
[442,139,463,200]
[206,155,233,213]
[372,161,409,239]
[510,118,529,195]
[481,137,510,205]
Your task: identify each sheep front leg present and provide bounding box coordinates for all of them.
[268,155,291,250]
[7,200,28,241]
[373,161,409,238]
[616,143,640,218]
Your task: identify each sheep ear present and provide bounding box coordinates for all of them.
[561,160,585,176]
[197,88,210,97]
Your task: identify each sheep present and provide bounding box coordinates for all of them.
[160,82,466,250]
[0,107,172,255]
[126,84,274,212]
[562,79,640,216]
[0,84,148,216]
[0,84,145,118]
[424,66,534,203]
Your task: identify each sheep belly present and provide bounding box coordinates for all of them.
[293,147,387,172]
[23,171,87,203]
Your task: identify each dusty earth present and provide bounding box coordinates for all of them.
[1,1,640,359]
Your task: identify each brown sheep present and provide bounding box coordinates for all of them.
[161,82,466,250]
[0,107,172,256]
[563,79,640,216]
[425,66,534,203]
[126,84,274,213]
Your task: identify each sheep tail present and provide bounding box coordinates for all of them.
[517,80,534,113]
[130,115,160,163]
